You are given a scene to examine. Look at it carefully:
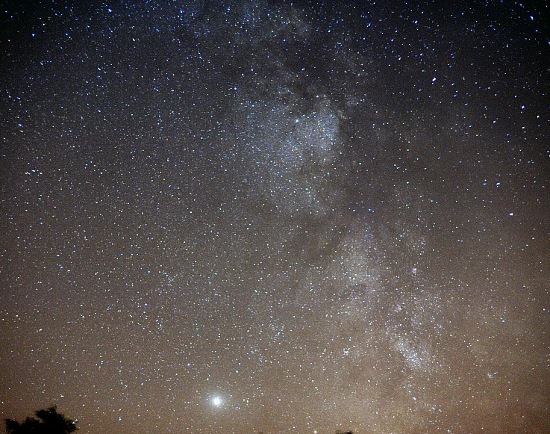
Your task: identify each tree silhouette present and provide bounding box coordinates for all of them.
[4,406,77,434]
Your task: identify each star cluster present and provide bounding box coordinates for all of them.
[1,1,548,433]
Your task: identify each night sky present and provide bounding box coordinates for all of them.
[1,1,548,433]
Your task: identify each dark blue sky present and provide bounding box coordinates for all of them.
[1,1,548,432]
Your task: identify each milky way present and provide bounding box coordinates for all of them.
[1,1,548,433]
